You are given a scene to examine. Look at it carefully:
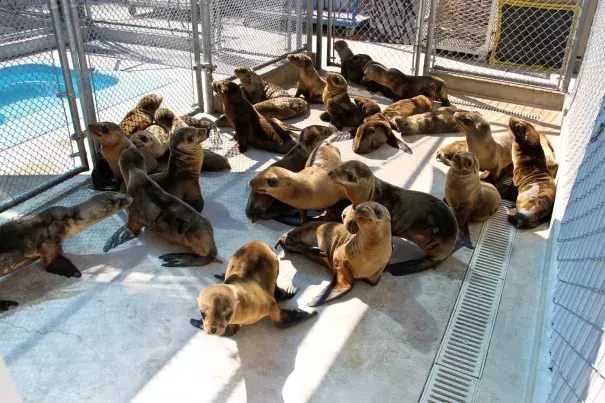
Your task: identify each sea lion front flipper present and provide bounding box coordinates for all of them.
[190,318,204,329]
[45,255,82,278]
[103,224,138,252]
[234,122,252,153]
[202,149,231,171]
[271,304,317,328]
[319,112,331,122]
[307,266,353,307]
[158,253,219,267]
[275,235,327,258]
[349,128,357,139]
[213,273,226,282]
[386,134,413,154]
[386,259,434,276]
[456,223,474,250]
[274,285,299,301]
[0,300,19,311]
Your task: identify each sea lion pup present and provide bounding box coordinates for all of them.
[381,90,436,120]
[234,66,291,103]
[363,64,451,106]
[507,118,556,229]
[213,80,297,154]
[131,125,170,159]
[328,161,459,275]
[276,202,392,306]
[248,141,347,223]
[0,192,132,310]
[87,122,158,181]
[436,140,468,166]
[453,111,513,181]
[154,107,188,135]
[320,72,362,130]
[506,118,558,178]
[445,151,501,246]
[120,94,163,137]
[353,95,382,118]
[149,127,208,212]
[103,147,219,266]
[287,53,326,103]
[214,97,310,128]
[391,106,460,135]
[353,113,412,154]
[190,241,316,336]
[245,125,333,223]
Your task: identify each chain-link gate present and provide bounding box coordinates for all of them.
[0,0,89,213]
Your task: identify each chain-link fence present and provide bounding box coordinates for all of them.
[548,0,605,400]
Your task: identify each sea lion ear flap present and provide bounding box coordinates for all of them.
[386,134,413,154]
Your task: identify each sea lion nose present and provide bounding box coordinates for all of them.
[328,170,335,177]
[211,327,217,334]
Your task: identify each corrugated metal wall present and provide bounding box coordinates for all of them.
[548,0,605,400]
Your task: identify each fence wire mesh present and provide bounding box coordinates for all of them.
[0,0,86,213]
[549,0,605,400]
[431,0,580,89]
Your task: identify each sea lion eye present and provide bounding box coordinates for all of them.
[100,124,109,134]
[346,172,357,183]
[141,135,149,143]
[267,178,278,187]
[225,311,233,321]
[200,311,206,321]
[374,207,383,218]
[461,116,473,125]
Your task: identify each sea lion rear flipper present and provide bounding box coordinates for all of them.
[190,318,204,329]
[103,224,138,252]
[386,134,413,154]
[213,273,226,282]
[274,285,299,301]
[386,259,434,276]
[307,273,353,307]
[45,255,82,278]
[159,253,219,267]
[0,300,19,311]
[275,235,326,258]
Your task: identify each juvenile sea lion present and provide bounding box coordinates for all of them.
[363,64,451,106]
[276,202,392,306]
[190,241,316,336]
[0,192,132,310]
[149,127,208,212]
[391,106,460,135]
[245,125,333,223]
[104,148,219,266]
[249,141,347,223]
[353,113,412,154]
[287,53,326,103]
[213,80,297,154]
[155,107,188,135]
[320,72,362,130]
[120,94,163,137]
[87,122,158,181]
[214,97,310,128]
[353,96,382,118]
[131,125,170,159]
[507,118,556,229]
[506,118,558,178]
[381,91,435,120]
[445,151,501,245]
[90,151,119,191]
[234,66,291,103]
[328,160,459,274]
[436,140,467,166]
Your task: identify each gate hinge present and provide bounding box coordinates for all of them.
[193,63,216,73]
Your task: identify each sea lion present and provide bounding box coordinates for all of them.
[353,96,382,118]
[245,125,333,223]
[149,127,209,213]
[214,97,310,128]
[90,151,119,191]
[0,192,132,310]
[320,72,362,130]
[328,160,459,274]
[381,91,435,120]
[87,122,158,181]
[362,64,451,106]
[131,125,170,159]
[180,115,216,131]
[453,111,513,181]
[120,94,163,137]
[287,53,326,103]
[155,107,188,135]
[103,147,219,267]
[506,118,558,178]
[436,140,467,166]
[391,106,460,135]
[353,113,412,154]
[213,80,297,154]
[190,241,316,336]
[276,201,392,306]
[249,141,347,223]
[234,66,291,103]
[507,118,556,229]
[445,151,501,245]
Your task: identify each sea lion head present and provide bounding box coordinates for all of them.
[509,117,541,149]
[353,118,390,154]
[154,107,176,131]
[87,122,125,147]
[353,96,381,118]
[333,40,350,54]
[170,126,209,154]
[287,53,313,68]
[328,161,374,203]
[325,72,348,94]
[298,125,334,154]
[248,167,290,197]
[422,83,438,101]
[130,130,160,157]
[362,63,386,83]
[136,94,163,115]
[453,111,490,137]
[196,285,237,336]
[119,147,147,172]
[212,80,243,99]
[342,201,391,235]
[390,116,417,135]
[451,151,480,175]
[80,191,133,222]
[234,66,256,85]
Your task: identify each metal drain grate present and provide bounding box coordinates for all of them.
[421,201,516,402]
[451,99,542,121]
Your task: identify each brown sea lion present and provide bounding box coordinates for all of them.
[506,118,558,178]
[103,147,219,267]
[353,96,382,118]
[213,80,297,154]
[287,53,326,103]
[190,241,316,336]
[320,72,362,130]
[362,64,451,106]
[155,107,188,135]
[214,97,310,128]
[276,201,392,306]
[120,94,163,137]
[249,141,347,223]
[180,115,215,131]
[507,118,556,229]
[353,113,412,154]
[381,91,435,120]
[245,125,334,222]
[436,140,468,167]
[131,125,170,159]
[234,66,292,103]
[0,192,132,310]
[445,151,501,246]
[149,127,209,213]
[328,160,459,275]
[391,106,460,135]
[87,122,158,181]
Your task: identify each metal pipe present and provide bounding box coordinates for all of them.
[199,0,214,113]
[49,0,88,171]
[286,0,292,51]
[306,0,313,50]
[221,47,308,81]
[326,0,333,66]
[414,0,426,75]
[561,0,592,93]
[431,65,558,89]
[296,0,303,49]
[190,0,204,111]
[423,0,439,75]
[315,0,324,70]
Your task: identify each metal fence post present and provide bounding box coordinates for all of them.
[286,0,292,51]
[296,0,303,49]
[326,0,333,66]
[191,0,204,111]
[414,0,426,75]
[315,0,324,70]
[199,0,214,113]
[306,0,313,50]
[423,0,438,75]
[561,0,592,93]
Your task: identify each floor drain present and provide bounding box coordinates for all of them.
[421,365,478,403]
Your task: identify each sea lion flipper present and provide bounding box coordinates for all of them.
[273,307,317,327]
[319,112,331,122]
[274,285,299,301]
[45,255,82,278]
[103,224,137,252]
[190,318,204,329]
[386,259,434,276]
[0,300,19,311]
[455,223,474,250]
[276,235,327,258]
[349,128,357,139]
[159,253,217,267]
[387,135,413,154]
[213,273,226,282]
[307,275,352,307]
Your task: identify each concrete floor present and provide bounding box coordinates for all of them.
[0,78,561,402]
